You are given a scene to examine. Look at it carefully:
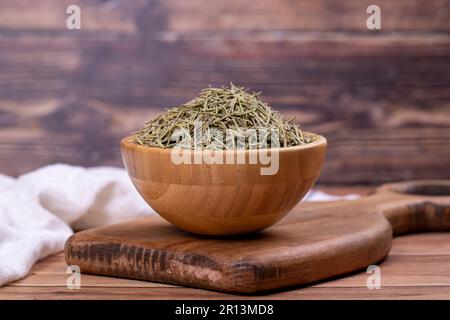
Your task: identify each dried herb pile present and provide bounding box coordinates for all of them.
[135,83,315,149]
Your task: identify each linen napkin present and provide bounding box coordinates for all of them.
[0,164,152,287]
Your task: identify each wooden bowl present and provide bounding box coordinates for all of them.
[120,134,327,236]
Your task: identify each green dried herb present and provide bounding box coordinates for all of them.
[135,83,315,149]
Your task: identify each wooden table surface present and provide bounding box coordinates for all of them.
[1,187,450,300]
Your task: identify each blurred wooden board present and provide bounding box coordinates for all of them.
[0,1,449,31]
[0,1,450,184]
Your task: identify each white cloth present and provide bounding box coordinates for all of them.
[0,164,358,287]
[0,164,153,287]
[304,189,359,202]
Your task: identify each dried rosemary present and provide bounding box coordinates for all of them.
[135,83,315,149]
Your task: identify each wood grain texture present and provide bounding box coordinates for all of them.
[2,284,450,300]
[65,180,450,294]
[120,135,326,235]
[0,0,138,32]
[0,0,449,184]
[10,244,450,288]
[0,0,449,32]
[3,187,450,299]
[0,34,449,183]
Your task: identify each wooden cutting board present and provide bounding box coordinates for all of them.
[65,180,450,294]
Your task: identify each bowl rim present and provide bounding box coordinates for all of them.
[121,132,327,154]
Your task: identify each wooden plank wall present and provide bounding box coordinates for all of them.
[0,0,449,184]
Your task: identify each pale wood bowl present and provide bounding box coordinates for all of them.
[120,134,327,236]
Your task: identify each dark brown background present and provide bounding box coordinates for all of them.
[0,0,449,184]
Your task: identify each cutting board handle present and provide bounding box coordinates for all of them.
[370,180,450,235]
